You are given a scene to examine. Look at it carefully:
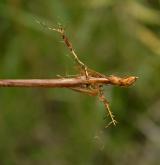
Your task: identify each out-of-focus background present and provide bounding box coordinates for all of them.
[0,0,160,164]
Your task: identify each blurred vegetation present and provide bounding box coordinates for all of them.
[0,0,160,165]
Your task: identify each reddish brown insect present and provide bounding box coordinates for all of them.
[36,19,138,127]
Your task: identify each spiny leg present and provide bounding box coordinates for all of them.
[98,86,117,127]
[35,19,88,79]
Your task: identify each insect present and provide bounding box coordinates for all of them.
[36,19,137,127]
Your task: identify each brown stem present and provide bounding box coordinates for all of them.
[0,76,138,88]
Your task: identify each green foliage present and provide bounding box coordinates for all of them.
[0,0,160,164]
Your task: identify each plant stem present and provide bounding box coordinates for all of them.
[0,76,138,88]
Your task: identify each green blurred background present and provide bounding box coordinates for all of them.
[0,0,160,164]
